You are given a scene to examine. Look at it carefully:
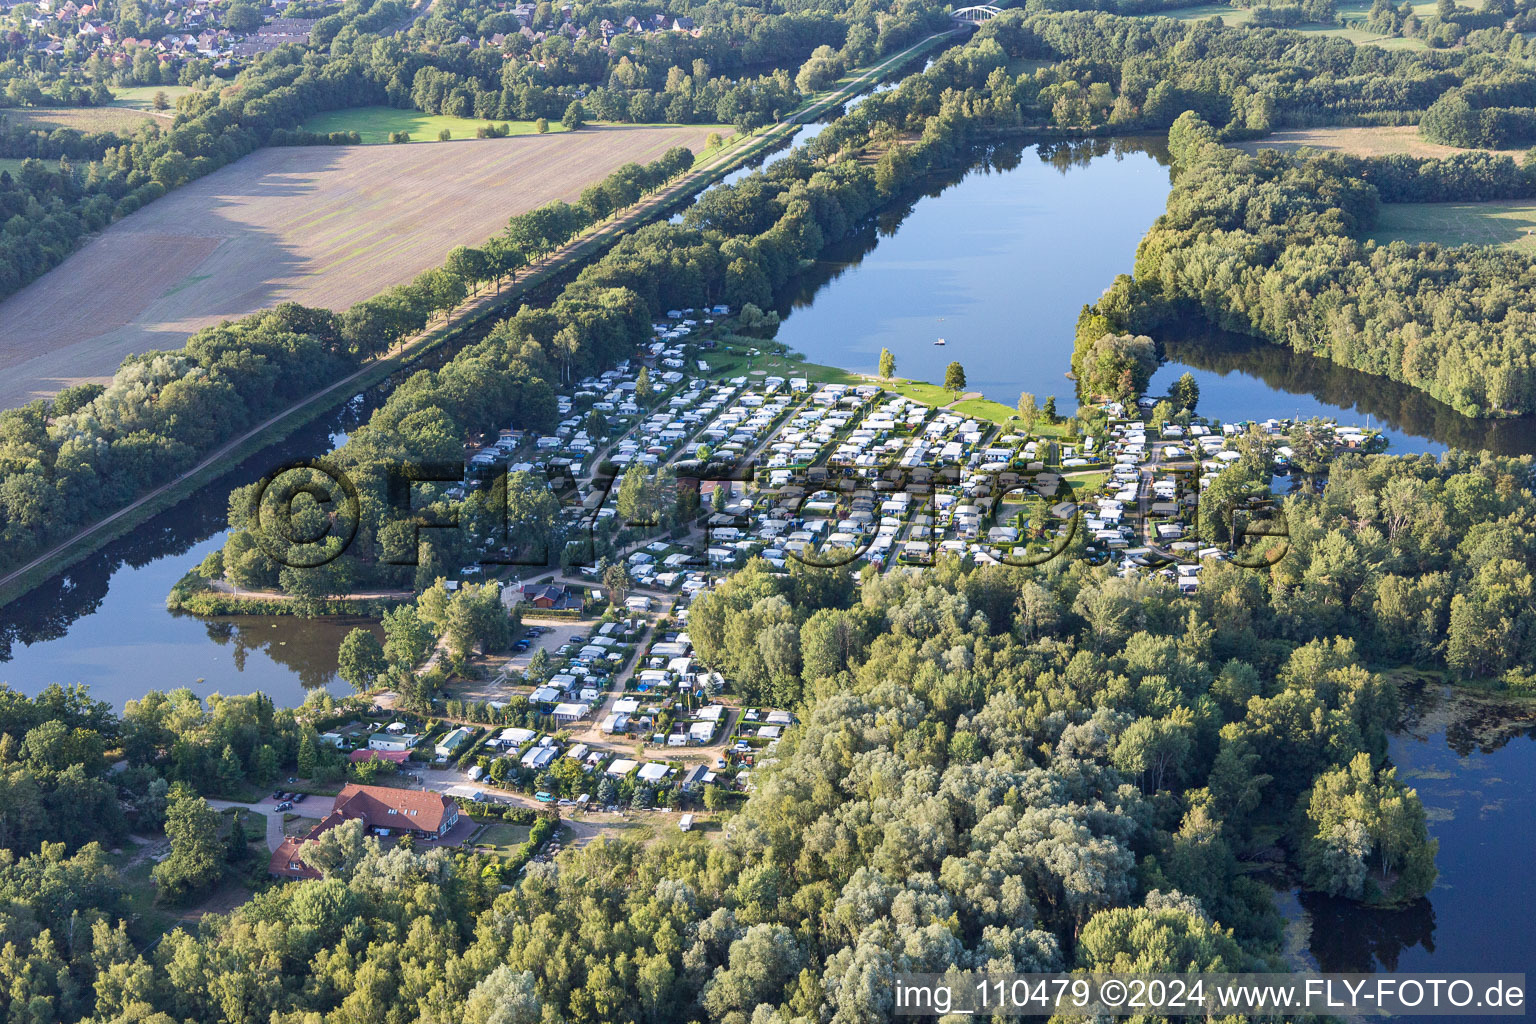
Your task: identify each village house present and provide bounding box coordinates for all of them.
[519,583,581,611]
[269,786,462,879]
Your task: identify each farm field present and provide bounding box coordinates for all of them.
[0,124,717,409]
[1368,200,1536,251]
[1233,125,1528,160]
[298,106,571,142]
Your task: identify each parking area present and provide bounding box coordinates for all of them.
[502,619,595,673]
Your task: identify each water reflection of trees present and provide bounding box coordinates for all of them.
[1163,332,1536,456]
[1034,134,1172,174]
[777,135,1171,319]
[1397,681,1536,757]
[1301,890,1437,972]
[0,398,378,663]
[195,614,376,692]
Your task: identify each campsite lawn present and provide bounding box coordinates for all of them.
[952,397,1021,425]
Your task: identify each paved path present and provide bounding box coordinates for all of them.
[207,796,288,853]
[569,618,655,744]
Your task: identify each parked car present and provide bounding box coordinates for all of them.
[291,793,306,804]
[276,801,293,811]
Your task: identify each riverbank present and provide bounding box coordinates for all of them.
[166,572,411,618]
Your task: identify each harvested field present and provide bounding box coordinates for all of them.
[0,125,716,409]
[1368,200,1536,252]
[1233,125,1528,160]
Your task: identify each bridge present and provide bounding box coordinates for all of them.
[951,4,1002,25]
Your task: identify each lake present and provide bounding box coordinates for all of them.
[0,395,383,709]
[1293,686,1536,1020]
[776,135,1536,458]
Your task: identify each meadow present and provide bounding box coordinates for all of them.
[1369,200,1536,251]
[1,104,159,134]
[298,105,570,142]
[1143,0,1431,48]
[1232,125,1528,160]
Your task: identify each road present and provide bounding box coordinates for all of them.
[207,796,292,853]
[0,31,956,608]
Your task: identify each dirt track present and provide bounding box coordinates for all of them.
[0,125,714,409]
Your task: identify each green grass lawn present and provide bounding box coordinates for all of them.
[109,84,195,112]
[710,341,859,386]
[233,809,269,836]
[952,397,1020,425]
[1153,3,1256,25]
[0,157,29,176]
[282,814,323,838]
[1141,0,1429,47]
[1063,469,1110,494]
[1005,57,1055,76]
[1369,200,1536,252]
[476,822,533,856]
[115,855,181,938]
[298,106,571,143]
[889,380,960,407]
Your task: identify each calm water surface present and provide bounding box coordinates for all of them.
[774,136,1536,457]
[0,397,381,708]
[1296,688,1536,1018]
